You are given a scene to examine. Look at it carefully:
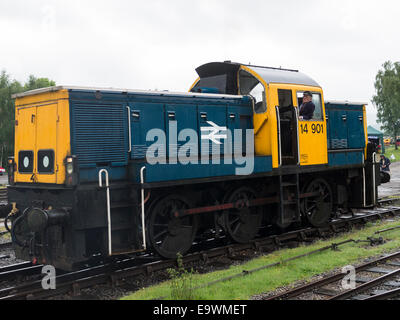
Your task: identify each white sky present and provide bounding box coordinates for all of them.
[1,0,399,130]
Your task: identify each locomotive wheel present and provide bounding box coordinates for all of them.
[301,178,333,227]
[222,187,263,244]
[147,194,198,259]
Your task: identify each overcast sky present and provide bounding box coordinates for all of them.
[1,0,399,129]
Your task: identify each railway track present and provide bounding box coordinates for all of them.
[0,262,38,281]
[0,241,12,250]
[0,201,399,300]
[265,250,400,300]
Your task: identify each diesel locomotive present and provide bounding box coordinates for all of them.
[7,61,379,270]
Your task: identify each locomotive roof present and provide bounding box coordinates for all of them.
[325,100,368,106]
[249,65,320,87]
[12,85,245,100]
[196,62,321,87]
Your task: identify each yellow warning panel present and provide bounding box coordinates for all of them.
[14,90,71,184]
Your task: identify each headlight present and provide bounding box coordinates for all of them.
[7,157,15,185]
[64,155,78,186]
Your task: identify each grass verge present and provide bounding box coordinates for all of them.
[384,146,400,163]
[122,218,400,300]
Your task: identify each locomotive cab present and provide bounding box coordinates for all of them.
[190,62,328,169]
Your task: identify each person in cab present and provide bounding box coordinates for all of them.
[299,91,315,120]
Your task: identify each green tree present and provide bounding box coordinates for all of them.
[372,61,400,150]
[23,75,55,91]
[0,71,55,166]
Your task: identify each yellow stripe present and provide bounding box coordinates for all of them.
[188,77,200,92]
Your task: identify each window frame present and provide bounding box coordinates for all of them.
[296,91,324,122]
[238,70,267,114]
[277,89,294,109]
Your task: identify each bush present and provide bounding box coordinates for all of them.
[167,253,196,300]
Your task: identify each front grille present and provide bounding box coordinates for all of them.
[72,103,128,167]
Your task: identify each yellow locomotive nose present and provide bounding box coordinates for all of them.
[12,88,71,185]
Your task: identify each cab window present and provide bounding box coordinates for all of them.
[278,89,293,109]
[296,91,324,121]
[239,70,266,114]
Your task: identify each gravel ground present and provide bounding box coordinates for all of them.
[0,248,24,268]
[378,161,400,198]
[0,220,25,268]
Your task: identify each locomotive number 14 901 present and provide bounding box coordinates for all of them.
[300,123,324,135]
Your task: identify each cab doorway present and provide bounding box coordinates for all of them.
[277,89,299,166]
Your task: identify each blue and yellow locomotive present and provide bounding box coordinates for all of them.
[8,61,379,270]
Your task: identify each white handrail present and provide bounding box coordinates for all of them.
[362,167,366,207]
[275,107,282,167]
[140,166,147,250]
[294,107,300,165]
[99,169,112,256]
[127,106,132,153]
[372,152,377,206]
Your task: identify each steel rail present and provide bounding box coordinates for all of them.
[329,267,400,300]
[1,204,400,300]
[361,287,400,300]
[0,261,32,274]
[265,250,400,300]
[0,264,43,282]
[0,241,12,250]
[0,256,152,299]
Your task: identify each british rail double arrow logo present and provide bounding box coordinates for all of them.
[200,121,228,145]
